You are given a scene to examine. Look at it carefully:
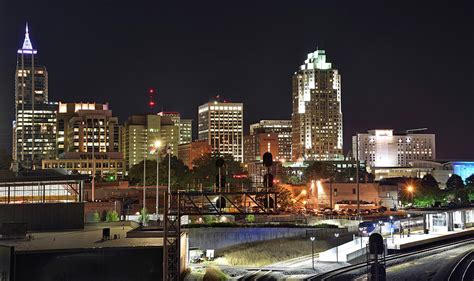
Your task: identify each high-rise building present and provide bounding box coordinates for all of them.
[353,129,436,168]
[43,102,124,178]
[56,102,121,154]
[291,49,343,162]
[179,119,193,144]
[198,100,243,162]
[158,112,181,156]
[249,120,292,162]
[122,115,160,171]
[122,113,180,171]
[13,24,56,169]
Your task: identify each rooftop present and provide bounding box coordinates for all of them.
[0,224,163,252]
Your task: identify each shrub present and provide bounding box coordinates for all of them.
[245,214,255,223]
[92,211,100,222]
[106,210,120,222]
[203,215,217,224]
[138,207,149,225]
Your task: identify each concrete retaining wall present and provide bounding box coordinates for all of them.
[186,227,316,250]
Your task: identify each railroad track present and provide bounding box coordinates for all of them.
[308,237,474,281]
[448,249,474,281]
[238,255,320,280]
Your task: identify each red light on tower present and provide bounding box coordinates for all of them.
[147,87,156,108]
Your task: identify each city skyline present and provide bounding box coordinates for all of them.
[1,1,473,159]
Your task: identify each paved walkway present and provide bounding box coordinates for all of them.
[386,228,474,250]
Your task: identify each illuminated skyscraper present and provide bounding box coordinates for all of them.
[198,99,243,162]
[291,49,343,161]
[13,24,56,169]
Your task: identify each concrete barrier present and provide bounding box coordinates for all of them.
[319,237,369,262]
[185,227,318,250]
[305,227,349,239]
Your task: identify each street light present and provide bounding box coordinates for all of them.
[143,151,147,213]
[154,140,162,222]
[407,185,414,206]
[310,236,316,270]
[334,233,340,262]
[378,220,384,234]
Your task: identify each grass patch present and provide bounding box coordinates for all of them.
[213,236,343,267]
[203,266,229,281]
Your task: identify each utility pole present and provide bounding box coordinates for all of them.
[155,140,161,221]
[167,144,172,209]
[143,151,147,212]
[92,120,96,202]
[356,133,360,219]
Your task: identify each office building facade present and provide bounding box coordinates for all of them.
[291,49,343,162]
[56,102,121,155]
[179,119,193,144]
[158,112,181,156]
[198,100,243,162]
[45,102,124,178]
[249,120,292,162]
[353,129,436,168]
[244,132,279,164]
[178,139,212,168]
[122,113,181,171]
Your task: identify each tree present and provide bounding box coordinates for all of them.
[446,174,464,190]
[0,149,12,170]
[128,156,193,190]
[421,174,439,189]
[192,153,249,190]
[415,174,443,207]
[277,185,294,210]
[304,161,335,181]
[465,174,474,188]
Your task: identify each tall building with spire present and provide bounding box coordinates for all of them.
[13,24,57,169]
[291,49,343,161]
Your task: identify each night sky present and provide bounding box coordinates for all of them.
[0,0,473,159]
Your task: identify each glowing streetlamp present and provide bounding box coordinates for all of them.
[334,232,340,262]
[407,185,414,206]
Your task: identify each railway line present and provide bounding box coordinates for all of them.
[308,237,474,281]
